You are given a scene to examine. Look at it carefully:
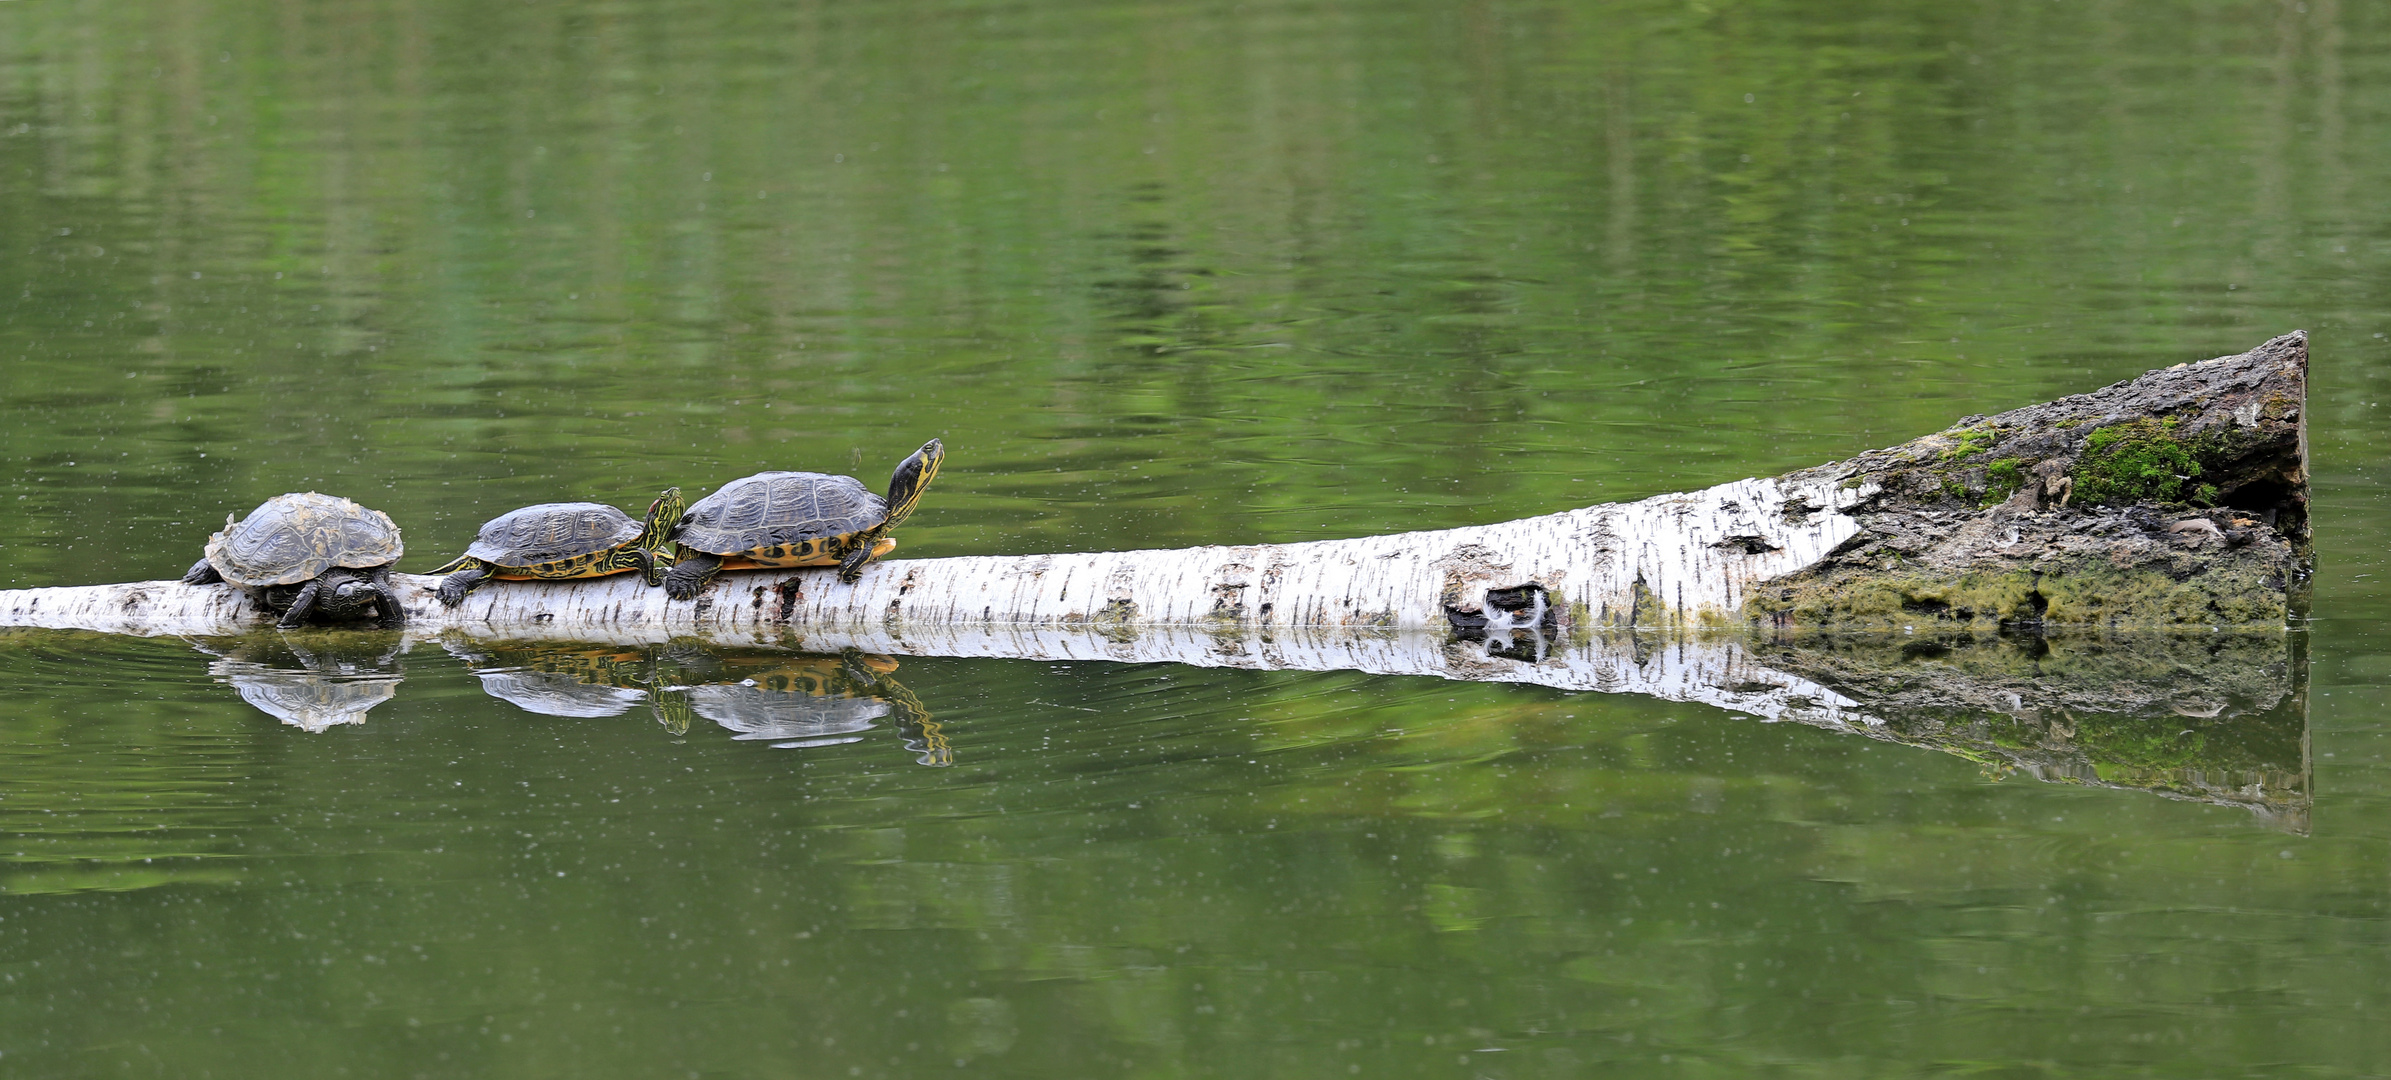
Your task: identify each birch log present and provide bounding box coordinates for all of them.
[0,332,2310,640]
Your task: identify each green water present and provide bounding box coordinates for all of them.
[5,0,2391,1075]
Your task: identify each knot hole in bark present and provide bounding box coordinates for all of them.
[1445,583,1557,637]
[1712,534,1784,555]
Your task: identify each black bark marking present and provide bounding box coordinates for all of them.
[1712,534,1782,555]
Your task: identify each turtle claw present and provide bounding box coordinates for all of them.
[662,552,721,601]
[435,565,488,608]
[367,570,407,630]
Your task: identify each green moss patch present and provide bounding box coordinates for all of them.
[1982,458,2026,505]
[1749,569,2045,629]
[1938,425,1999,462]
[2072,418,2201,505]
[1750,559,2290,630]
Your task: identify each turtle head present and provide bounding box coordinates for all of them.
[639,487,687,545]
[329,575,379,606]
[313,568,391,622]
[636,488,686,586]
[883,439,943,528]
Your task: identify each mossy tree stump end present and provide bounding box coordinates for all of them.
[1749,331,2310,631]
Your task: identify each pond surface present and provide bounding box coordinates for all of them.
[4,0,2391,1075]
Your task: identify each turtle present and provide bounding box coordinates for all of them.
[425,488,686,607]
[180,492,407,629]
[661,439,943,600]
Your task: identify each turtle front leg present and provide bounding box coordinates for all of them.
[435,561,492,608]
[663,551,723,600]
[367,567,407,630]
[834,534,882,584]
[278,580,325,629]
[630,547,667,588]
[182,558,223,586]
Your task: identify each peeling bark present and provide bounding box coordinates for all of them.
[0,333,2310,638]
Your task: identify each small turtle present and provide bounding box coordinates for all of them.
[662,439,942,599]
[426,488,685,607]
[181,492,407,629]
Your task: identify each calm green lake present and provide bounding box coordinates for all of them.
[5,0,2391,1076]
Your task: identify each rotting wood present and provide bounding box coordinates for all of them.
[1752,330,2310,630]
[0,332,2311,639]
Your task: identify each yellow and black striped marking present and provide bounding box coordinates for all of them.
[716,536,894,572]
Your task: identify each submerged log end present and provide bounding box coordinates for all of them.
[1748,331,2310,631]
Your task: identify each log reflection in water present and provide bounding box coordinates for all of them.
[158,619,2306,824]
[592,621,2301,828]
[1750,630,2310,831]
[194,635,406,733]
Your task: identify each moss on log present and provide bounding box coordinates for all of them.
[1746,331,2309,630]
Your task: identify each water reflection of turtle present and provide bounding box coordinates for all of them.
[650,649,949,765]
[180,492,406,629]
[194,635,405,732]
[444,644,652,718]
[449,643,952,765]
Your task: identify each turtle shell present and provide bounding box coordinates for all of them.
[462,502,643,569]
[675,472,887,556]
[205,492,404,587]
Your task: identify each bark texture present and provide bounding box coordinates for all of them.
[0,333,2309,638]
